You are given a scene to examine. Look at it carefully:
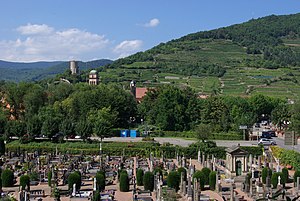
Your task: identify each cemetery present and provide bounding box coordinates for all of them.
[0,139,300,201]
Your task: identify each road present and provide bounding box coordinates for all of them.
[91,136,300,153]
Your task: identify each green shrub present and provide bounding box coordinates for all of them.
[47,171,52,187]
[201,167,211,185]
[193,170,205,190]
[29,171,39,181]
[68,172,81,191]
[281,167,289,185]
[0,138,5,155]
[1,169,14,187]
[20,175,30,190]
[119,172,129,192]
[153,167,163,177]
[143,171,154,191]
[136,169,144,186]
[167,171,180,192]
[271,172,282,189]
[209,171,217,190]
[177,167,187,182]
[96,172,105,191]
[262,167,272,184]
[92,190,100,201]
[294,170,300,186]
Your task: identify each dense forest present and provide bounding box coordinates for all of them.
[0,81,298,142]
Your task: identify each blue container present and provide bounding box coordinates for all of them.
[130,130,137,138]
[120,130,129,137]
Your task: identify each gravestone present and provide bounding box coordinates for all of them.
[187,175,193,199]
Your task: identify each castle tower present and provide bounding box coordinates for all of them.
[130,80,136,98]
[89,70,99,85]
[70,60,78,75]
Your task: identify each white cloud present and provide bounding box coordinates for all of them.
[143,18,160,28]
[17,23,54,35]
[0,24,111,61]
[113,40,143,58]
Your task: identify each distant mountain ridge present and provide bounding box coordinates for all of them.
[0,59,113,82]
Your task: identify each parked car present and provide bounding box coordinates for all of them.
[258,138,277,146]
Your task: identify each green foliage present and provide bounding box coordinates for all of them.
[95,172,105,191]
[193,170,205,190]
[209,171,217,190]
[0,138,5,155]
[271,172,283,189]
[48,171,52,187]
[281,167,289,184]
[20,175,30,190]
[153,167,163,177]
[2,169,14,187]
[68,172,81,191]
[143,171,154,191]
[167,171,180,192]
[136,169,144,186]
[294,170,300,185]
[29,171,39,181]
[92,190,100,201]
[177,167,187,182]
[201,167,211,185]
[119,172,129,192]
[262,167,272,184]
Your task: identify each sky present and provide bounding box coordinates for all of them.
[0,0,300,62]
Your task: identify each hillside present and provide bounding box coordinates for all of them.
[0,59,113,82]
[98,13,300,100]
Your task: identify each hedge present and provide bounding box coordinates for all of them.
[193,170,205,190]
[209,171,217,190]
[96,171,105,191]
[136,169,144,186]
[262,168,272,184]
[143,172,154,191]
[270,146,300,170]
[119,172,129,192]
[162,131,243,140]
[201,167,211,185]
[2,169,14,187]
[20,175,30,190]
[48,171,52,187]
[68,172,81,191]
[167,171,180,192]
[271,172,283,189]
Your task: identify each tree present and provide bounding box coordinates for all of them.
[209,171,217,190]
[119,172,129,192]
[201,167,211,185]
[0,108,7,134]
[177,167,187,182]
[48,171,52,187]
[59,118,75,137]
[291,102,300,135]
[294,170,300,186]
[262,167,272,184]
[271,172,282,189]
[68,172,81,192]
[26,114,41,138]
[136,169,144,186]
[2,169,14,187]
[143,171,154,191]
[281,167,289,186]
[20,175,30,191]
[195,123,212,142]
[193,170,205,190]
[75,119,92,140]
[0,138,5,155]
[96,171,106,191]
[167,171,180,192]
[88,107,118,137]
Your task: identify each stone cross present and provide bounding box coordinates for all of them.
[72,183,76,197]
[258,156,262,169]
[182,155,186,168]
[180,172,184,193]
[198,150,201,163]
[202,154,205,167]
[187,175,193,199]
[193,178,199,201]
[216,173,219,193]
[93,177,96,191]
[278,175,281,187]
[230,183,234,201]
